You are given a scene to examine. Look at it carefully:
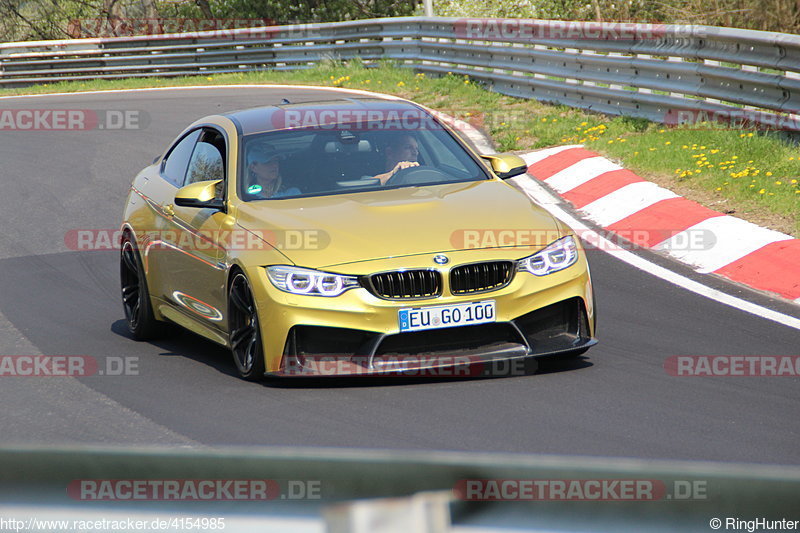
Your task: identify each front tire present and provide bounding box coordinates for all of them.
[120,234,165,340]
[228,272,266,381]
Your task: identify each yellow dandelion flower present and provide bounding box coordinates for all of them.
[758,189,765,194]
[775,181,782,185]
[665,141,671,145]
[766,172,773,176]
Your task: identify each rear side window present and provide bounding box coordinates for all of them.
[162,130,201,186]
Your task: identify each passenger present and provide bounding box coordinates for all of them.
[246,144,300,198]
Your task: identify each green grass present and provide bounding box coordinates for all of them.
[2,60,798,235]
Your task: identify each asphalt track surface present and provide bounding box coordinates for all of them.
[0,87,798,464]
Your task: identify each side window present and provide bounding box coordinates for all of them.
[185,129,226,187]
[162,130,201,187]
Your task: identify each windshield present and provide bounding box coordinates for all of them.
[238,121,492,200]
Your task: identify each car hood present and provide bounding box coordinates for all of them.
[235,179,564,270]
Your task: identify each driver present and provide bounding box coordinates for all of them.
[373,134,420,185]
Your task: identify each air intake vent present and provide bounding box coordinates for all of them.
[450,261,514,294]
[366,270,441,299]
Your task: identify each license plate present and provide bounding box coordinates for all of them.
[398,300,496,333]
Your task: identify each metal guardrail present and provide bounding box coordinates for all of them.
[2,446,800,532]
[1,17,799,128]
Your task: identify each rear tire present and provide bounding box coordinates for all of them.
[120,233,166,340]
[228,271,266,381]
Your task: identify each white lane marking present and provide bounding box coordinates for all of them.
[520,144,582,166]
[511,174,800,331]
[545,156,623,193]
[579,182,679,227]
[0,83,406,100]
[654,216,793,273]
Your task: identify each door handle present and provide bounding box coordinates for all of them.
[163,203,175,217]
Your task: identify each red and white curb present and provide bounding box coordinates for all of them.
[519,145,800,302]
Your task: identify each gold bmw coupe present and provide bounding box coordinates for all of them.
[120,87,596,380]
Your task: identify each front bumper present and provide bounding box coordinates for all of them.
[245,249,596,376]
[271,297,596,377]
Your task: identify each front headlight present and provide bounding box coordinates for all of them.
[517,235,579,276]
[266,266,360,297]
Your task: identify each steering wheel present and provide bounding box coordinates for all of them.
[384,165,451,186]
